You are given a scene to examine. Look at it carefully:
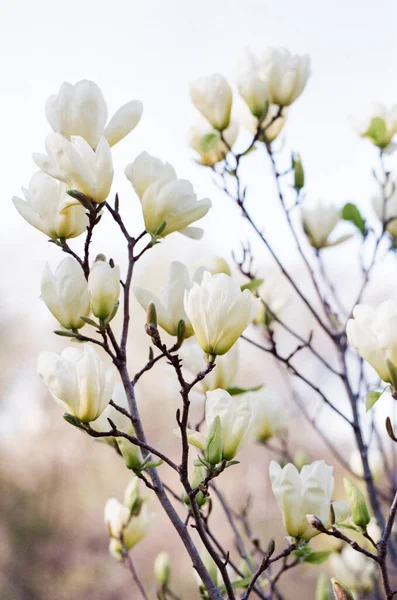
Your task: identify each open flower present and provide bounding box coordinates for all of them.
[125,151,176,199]
[37,344,115,422]
[41,257,90,330]
[350,103,397,150]
[182,389,253,461]
[346,300,397,384]
[46,79,143,148]
[188,118,238,167]
[190,74,232,130]
[247,389,287,442]
[301,200,343,249]
[180,339,238,392]
[134,261,203,337]
[33,133,113,204]
[184,272,259,356]
[269,460,349,540]
[12,171,88,239]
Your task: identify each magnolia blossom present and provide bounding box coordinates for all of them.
[238,75,269,120]
[188,118,238,167]
[125,151,176,199]
[33,133,113,204]
[372,177,397,237]
[88,257,120,321]
[349,448,384,483]
[239,47,311,107]
[105,489,151,554]
[12,171,88,239]
[329,547,377,594]
[41,257,90,330]
[350,102,397,150]
[94,383,142,469]
[46,79,143,148]
[238,102,286,143]
[37,345,115,422]
[199,256,231,276]
[190,74,232,130]
[183,389,253,461]
[254,277,288,327]
[180,339,238,392]
[154,552,171,586]
[184,272,259,356]
[134,261,204,337]
[301,200,342,249]
[269,460,350,540]
[346,300,397,384]
[247,389,287,442]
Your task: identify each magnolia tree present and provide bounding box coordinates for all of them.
[12,48,397,600]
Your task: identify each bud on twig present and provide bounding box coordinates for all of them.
[146,301,157,327]
[292,153,304,190]
[331,579,354,600]
[343,477,370,529]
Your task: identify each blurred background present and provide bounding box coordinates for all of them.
[1,0,397,598]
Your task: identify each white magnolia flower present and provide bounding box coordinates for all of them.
[140,177,211,239]
[247,389,287,442]
[199,256,231,276]
[346,300,397,384]
[350,102,397,150]
[183,389,253,460]
[133,261,203,337]
[240,47,311,107]
[254,277,289,327]
[269,460,350,540]
[301,200,342,249]
[372,177,397,237]
[33,133,113,204]
[12,171,88,239]
[349,448,384,483]
[88,257,120,320]
[329,546,377,593]
[154,552,171,586]
[238,75,269,120]
[238,102,286,143]
[190,74,232,130]
[184,272,259,356]
[188,118,238,167]
[180,339,238,392]
[105,495,151,552]
[41,257,90,330]
[125,151,176,199]
[37,344,115,422]
[46,79,143,148]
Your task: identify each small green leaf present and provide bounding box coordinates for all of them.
[199,132,221,153]
[366,390,383,411]
[304,550,331,565]
[80,316,100,327]
[140,459,163,470]
[225,460,240,468]
[54,330,78,338]
[63,413,88,430]
[227,385,263,396]
[342,202,367,235]
[241,278,264,292]
[218,577,253,594]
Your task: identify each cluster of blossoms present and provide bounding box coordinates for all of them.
[14,42,397,600]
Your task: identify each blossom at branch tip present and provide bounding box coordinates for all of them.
[269,460,350,540]
[372,176,397,238]
[301,200,348,249]
[239,47,311,107]
[88,255,120,321]
[105,477,151,558]
[41,257,90,330]
[133,261,203,337]
[37,344,115,422]
[190,74,233,131]
[12,171,88,239]
[188,117,238,167]
[246,388,287,443]
[33,133,114,205]
[180,339,238,393]
[238,74,269,120]
[184,271,259,356]
[350,102,397,151]
[125,151,176,199]
[181,389,253,462]
[154,552,171,586]
[46,79,143,149]
[346,300,397,385]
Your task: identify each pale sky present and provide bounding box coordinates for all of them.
[1,0,397,425]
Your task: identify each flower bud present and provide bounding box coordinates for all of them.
[124,477,141,511]
[238,75,269,121]
[117,437,143,470]
[292,153,304,190]
[190,74,232,130]
[331,579,354,600]
[154,552,171,586]
[315,573,333,600]
[183,465,208,508]
[88,256,120,321]
[343,478,370,529]
[350,103,397,150]
[205,415,223,465]
[301,200,342,249]
[146,301,157,327]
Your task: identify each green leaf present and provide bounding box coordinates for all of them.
[342,202,367,235]
[80,316,100,328]
[365,390,383,411]
[140,459,163,470]
[225,460,240,468]
[218,577,253,594]
[241,278,264,292]
[54,330,78,338]
[63,413,88,430]
[365,117,387,148]
[199,132,220,153]
[227,385,263,396]
[304,551,331,565]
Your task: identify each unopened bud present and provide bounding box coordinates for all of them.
[123,477,141,512]
[331,579,354,600]
[146,301,157,327]
[176,319,186,347]
[267,538,276,557]
[315,573,333,600]
[343,477,370,529]
[204,415,223,465]
[307,514,323,530]
[183,466,208,508]
[117,438,143,471]
[292,153,304,190]
[154,552,171,586]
